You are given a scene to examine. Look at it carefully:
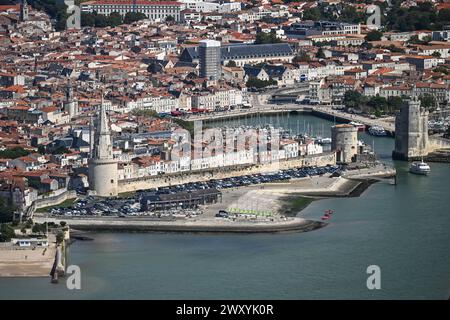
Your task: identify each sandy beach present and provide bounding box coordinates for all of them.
[0,235,56,278]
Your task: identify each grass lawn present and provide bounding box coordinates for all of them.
[281,196,314,216]
[35,198,77,213]
[117,191,137,199]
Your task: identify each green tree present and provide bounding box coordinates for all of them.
[433,66,449,75]
[123,12,147,25]
[387,96,404,113]
[0,224,15,242]
[172,118,194,137]
[246,77,277,89]
[52,146,70,155]
[386,1,437,31]
[339,5,364,23]
[107,12,123,27]
[367,96,388,112]
[166,15,175,22]
[436,9,450,29]
[37,145,46,154]
[293,52,310,63]
[431,51,441,58]
[32,224,41,234]
[94,14,109,28]
[365,30,383,42]
[0,198,15,223]
[0,147,31,159]
[255,32,281,45]
[316,47,326,59]
[81,12,96,27]
[419,94,437,110]
[302,8,321,21]
[56,231,65,244]
[343,90,365,109]
[225,60,237,67]
[25,219,33,229]
[28,0,68,31]
[131,109,159,118]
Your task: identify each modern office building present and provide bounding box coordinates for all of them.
[198,39,221,80]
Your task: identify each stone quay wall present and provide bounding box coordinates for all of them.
[34,190,77,209]
[429,136,450,151]
[118,152,336,193]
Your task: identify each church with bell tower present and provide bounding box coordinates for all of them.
[20,0,29,22]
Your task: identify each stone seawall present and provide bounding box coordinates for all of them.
[429,136,450,151]
[34,190,77,209]
[35,216,325,234]
[117,153,336,193]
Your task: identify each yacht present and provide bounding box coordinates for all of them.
[409,160,431,175]
[368,125,387,136]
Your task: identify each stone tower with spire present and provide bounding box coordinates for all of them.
[88,99,118,197]
[20,0,29,22]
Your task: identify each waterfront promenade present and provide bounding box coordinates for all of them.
[34,163,396,234]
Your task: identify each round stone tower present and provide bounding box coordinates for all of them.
[331,124,358,163]
[88,100,118,197]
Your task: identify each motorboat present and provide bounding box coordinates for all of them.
[368,125,387,136]
[316,137,332,145]
[409,160,431,175]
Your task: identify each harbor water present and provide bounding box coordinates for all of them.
[1,113,449,299]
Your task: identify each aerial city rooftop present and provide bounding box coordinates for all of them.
[0,0,449,210]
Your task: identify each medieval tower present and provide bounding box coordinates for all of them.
[393,97,429,160]
[20,0,29,22]
[88,100,118,197]
[64,83,79,119]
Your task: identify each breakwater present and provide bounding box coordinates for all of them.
[35,216,325,234]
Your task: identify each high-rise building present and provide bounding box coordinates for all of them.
[199,39,221,80]
[393,98,429,160]
[88,99,118,197]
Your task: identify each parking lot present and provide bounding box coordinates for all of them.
[48,164,343,218]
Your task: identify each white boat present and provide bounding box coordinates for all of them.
[316,137,332,145]
[349,121,366,132]
[368,125,387,136]
[409,160,431,175]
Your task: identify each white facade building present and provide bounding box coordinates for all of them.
[81,1,183,21]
